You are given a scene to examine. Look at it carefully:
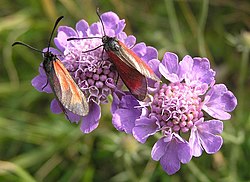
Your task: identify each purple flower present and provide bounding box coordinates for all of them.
[151,133,192,175]
[111,91,142,134]
[189,118,223,157]
[112,52,237,174]
[32,12,158,133]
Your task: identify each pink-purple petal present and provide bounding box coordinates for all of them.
[111,92,142,133]
[50,99,81,123]
[80,102,101,133]
[148,59,161,86]
[161,52,179,74]
[111,90,125,114]
[89,22,102,36]
[132,42,146,57]
[124,35,136,48]
[196,119,223,134]
[178,140,193,163]
[160,149,180,175]
[190,119,223,156]
[151,137,166,161]
[101,12,125,36]
[66,112,81,123]
[159,52,182,83]
[132,117,159,143]
[76,19,89,37]
[152,134,192,175]
[141,46,158,63]
[185,57,215,86]
[58,26,77,37]
[203,84,237,120]
[114,20,126,35]
[112,108,140,134]
[178,55,193,81]
[54,31,69,52]
[189,128,203,157]
[50,99,62,114]
[31,74,52,93]
[159,63,180,83]
[148,59,161,76]
[199,130,223,154]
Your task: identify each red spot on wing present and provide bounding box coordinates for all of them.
[107,51,147,101]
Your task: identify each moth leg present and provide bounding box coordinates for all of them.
[38,65,50,91]
[115,75,119,85]
[101,47,105,61]
[42,79,49,90]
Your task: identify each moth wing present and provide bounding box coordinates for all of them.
[107,51,147,101]
[117,41,160,82]
[50,59,89,116]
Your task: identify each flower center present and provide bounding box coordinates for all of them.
[150,82,203,133]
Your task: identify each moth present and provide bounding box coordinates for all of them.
[12,16,89,118]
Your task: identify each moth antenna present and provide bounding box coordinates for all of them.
[96,8,106,36]
[82,44,104,53]
[47,16,64,52]
[12,41,44,53]
[67,37,102,41]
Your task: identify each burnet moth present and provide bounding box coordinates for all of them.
[68,8,161,101]
[12,16,89,118]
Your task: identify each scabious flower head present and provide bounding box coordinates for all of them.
[31,12,158,133]
[112,52,237,175]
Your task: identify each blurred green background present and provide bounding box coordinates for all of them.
[0,0,249,181]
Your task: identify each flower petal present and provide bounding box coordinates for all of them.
[50,99,62,114]
[184,57,215,86]
[159,52,181,83]
[101,12,125,36]
[190,119,223,156]
[31,66,52,93]
[124,35,136,48]
[132,116,159,143]
[197,119,223,134]
[151,137,166,161]
[161,52,179,74]
[160,149,180,175]
[111,90,125,114]
[199,130,223,154]
[189,126,203,157]
[54,31,69,52]
[58,26,78,37]
[112,108,140,134]
[112,92,141,133]
[141,46,158,63]
[50,99,81,122]
[152,134,192,175]
[203,84,237,120]
[132,42,146,58]
[80,102,101,133]
[177,139,193,163]
[66,112,81,123]
[179,55,193,77]
[148,59,161,87]
[76,19,89,37]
